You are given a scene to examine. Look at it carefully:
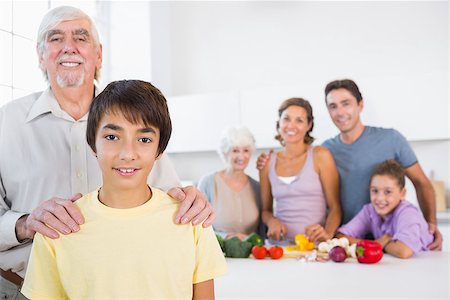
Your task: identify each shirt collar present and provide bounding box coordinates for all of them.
[26,83,101,123]
[370,201,404,225]
[25,87,54,123]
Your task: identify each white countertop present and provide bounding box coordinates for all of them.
[215,251,449,300]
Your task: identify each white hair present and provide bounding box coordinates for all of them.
[218,126,256,163]
[37,6,101,81]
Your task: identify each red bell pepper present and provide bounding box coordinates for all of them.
[355,240,383,264]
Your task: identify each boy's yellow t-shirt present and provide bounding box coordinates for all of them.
[21,188,227,300]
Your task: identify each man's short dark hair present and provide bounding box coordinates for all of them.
[86,80,172,156]
[325,79,363,104]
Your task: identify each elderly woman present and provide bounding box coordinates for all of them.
[198,127,265,240]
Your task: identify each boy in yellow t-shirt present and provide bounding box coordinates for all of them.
[21,80,227,299]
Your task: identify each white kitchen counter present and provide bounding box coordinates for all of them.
[215,251,449,300]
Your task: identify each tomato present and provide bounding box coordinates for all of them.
[252,246,268,259]
[268,246,284,259]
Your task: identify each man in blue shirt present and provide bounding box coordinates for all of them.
[322,79,441,250]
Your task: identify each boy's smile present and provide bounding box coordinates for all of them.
[114,167,140,176]
[94,112,161,207]
[370,175,406,219]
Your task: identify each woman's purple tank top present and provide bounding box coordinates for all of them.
[268,146,327,241]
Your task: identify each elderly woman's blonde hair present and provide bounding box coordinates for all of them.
[218,126,256,163]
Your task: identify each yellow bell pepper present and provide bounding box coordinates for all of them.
[295,234,315,251]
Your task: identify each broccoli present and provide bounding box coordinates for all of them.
[224,237,253,258]
[216,234,225,253]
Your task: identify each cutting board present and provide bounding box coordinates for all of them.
[432,180,446,212]
[282,248,328,259]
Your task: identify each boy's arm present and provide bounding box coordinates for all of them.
[375,234,392,249]
[193,279,214,300]
[339,232,414,259]
[192,224,227,298]
[336,205,371,242]
[384,240,414,259]
[389,205,430,257]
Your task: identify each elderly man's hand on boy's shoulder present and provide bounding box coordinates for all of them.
[427,223,443,251]
[16,193,84,241]
[169,186,215,228]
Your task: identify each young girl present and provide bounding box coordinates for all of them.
[338,160,433,258]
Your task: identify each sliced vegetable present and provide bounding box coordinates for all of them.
[292,234,315,251]
[356,240,383,264]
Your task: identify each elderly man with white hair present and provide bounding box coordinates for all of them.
[198,126,266,241]
[0,6,213,298]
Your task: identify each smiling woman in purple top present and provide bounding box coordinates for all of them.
[259,98,342,243]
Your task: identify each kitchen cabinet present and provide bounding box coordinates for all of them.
[215,251,449,299]
[166,84,448,153]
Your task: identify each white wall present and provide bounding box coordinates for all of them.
[151,1,448,147]
[154,1,450,207]
[103,1,152,83]
[153,2,448,96]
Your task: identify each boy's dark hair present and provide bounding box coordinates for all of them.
[370,160,406,189]
[86,80,172,156]
[275,97,315,145]
[324,79,363,104]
